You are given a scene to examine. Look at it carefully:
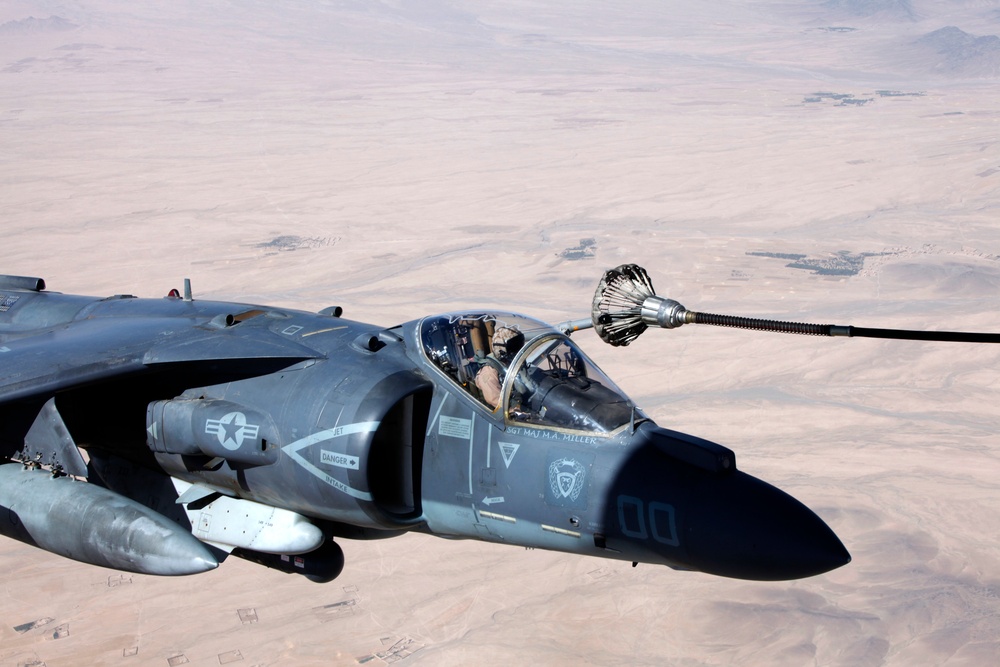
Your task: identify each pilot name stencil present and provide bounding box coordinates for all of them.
[505,426,598,446]
[205,412,260,450]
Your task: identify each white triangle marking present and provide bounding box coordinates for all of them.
[498,442,520,469]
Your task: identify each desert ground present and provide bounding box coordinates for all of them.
[2,1,1000,665]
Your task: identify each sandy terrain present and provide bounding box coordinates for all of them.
[2,1,999,665]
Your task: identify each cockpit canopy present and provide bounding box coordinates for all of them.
[420,312,636,435]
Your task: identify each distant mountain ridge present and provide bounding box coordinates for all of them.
[915,26,1000,76]
[823,0,918,21]
[0,16,78,35]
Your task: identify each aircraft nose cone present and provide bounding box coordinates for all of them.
[684,471,850,581]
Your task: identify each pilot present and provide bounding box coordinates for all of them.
[475,326,524,409]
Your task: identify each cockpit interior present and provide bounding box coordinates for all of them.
[420,312,637,434]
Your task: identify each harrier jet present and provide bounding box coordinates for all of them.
[0,269,853,582]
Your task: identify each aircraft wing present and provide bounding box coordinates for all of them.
[0,315,323,406]
[0,287,337,577]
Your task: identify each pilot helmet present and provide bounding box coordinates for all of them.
[492,326,524,364]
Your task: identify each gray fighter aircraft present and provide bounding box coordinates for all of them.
[0,268,853,583]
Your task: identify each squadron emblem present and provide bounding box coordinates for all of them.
[548,457,586,501]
